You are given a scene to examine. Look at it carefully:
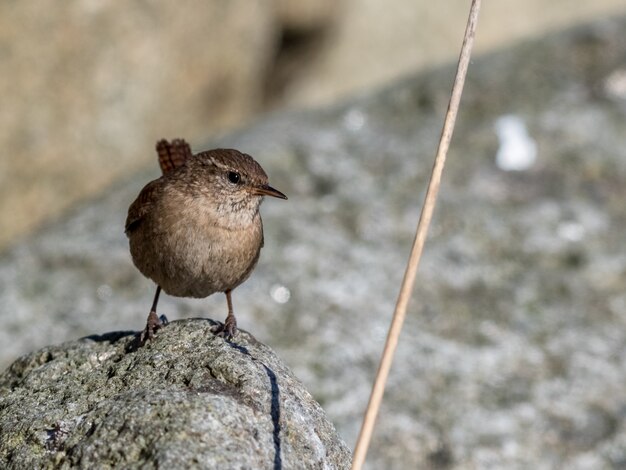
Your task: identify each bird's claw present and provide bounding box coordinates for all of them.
[136,310,168,347]
[211,317,238,341]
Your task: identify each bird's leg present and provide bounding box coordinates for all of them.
[138,286,166,346]
[224,290,238,338]
[212,290,238,340]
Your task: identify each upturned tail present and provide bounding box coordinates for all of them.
[156,139,193,175]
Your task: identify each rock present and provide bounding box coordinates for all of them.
[275,0,339,32]
[0,320,351,469]
[2,15,626,468]
[279,0,626,107]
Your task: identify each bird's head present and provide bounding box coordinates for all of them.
[181,149,287,224]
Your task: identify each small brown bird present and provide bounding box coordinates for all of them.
[125,139,287,345]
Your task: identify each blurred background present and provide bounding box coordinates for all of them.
[1,0,624,251]
[2,1,626,469]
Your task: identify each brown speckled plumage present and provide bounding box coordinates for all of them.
[126,139,287,344]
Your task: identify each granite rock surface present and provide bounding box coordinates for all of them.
[0,320,351,469]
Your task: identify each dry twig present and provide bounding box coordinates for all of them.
[351,1,482,468]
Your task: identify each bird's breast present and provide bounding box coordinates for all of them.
[129,189,264,298]
[160,210,263,297]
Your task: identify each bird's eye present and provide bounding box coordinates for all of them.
[227,171,241,184]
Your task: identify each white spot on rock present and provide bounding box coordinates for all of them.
[270,284,291,304]
[494,115,537,171]
[343,108,366,131]
[96,284,112,301]
[603,68,626,101]
[557,221,585,242]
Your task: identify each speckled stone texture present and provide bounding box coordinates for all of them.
[0,320,351,469]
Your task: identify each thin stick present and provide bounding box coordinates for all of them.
[351,1,482,468]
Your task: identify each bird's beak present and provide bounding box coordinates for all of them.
[252,184,288,200]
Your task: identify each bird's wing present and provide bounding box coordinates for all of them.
[157,138,192,175]
[125,179,163,235]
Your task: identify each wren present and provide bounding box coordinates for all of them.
[125,139,287,345]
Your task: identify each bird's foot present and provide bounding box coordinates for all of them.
[136,310,168,347]
[211,315,238,341]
